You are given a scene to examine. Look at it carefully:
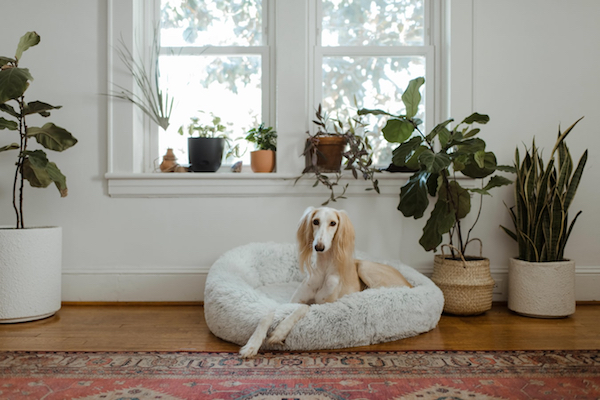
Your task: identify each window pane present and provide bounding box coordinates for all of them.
[321,0,424,46]
[322,55,425,165]
[161,0,262,47]
[158,55,261,166]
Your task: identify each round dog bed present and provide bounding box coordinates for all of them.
[204,242,444,351]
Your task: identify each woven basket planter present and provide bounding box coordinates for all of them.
[431,246,494,316]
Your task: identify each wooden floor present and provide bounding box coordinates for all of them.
[0,303,598,353]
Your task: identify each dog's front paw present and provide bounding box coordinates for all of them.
[266,330,287,345]
[239,344,259,358]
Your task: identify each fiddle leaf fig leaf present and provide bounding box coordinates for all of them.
[0,103,19,118]
[27,123,78,151]
[419,197,456,252]
[0,116,18,130]
[382,118,414,143]
[24,101,62,117]
[24,149,49,168]
[426,119,453,142]
[357,108,395,117]
[0,143,19,152]
[15,32,40,61]
[419,150,451,174]
[462,112,490,125]
[0,56,15,68]
[402,76,425,118]
[22,158,52,188]
[391,136,422,166]
[440,180,471,219]
[461,151,497,178]
[0,67,32,104]
[46,161,68,197]
[398,170,431,219]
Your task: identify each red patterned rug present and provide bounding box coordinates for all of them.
[1,350,599,399]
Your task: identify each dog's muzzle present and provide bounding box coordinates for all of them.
[314,243,325,252]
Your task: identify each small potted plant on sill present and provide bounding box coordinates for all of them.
[179,112,241,172]
[245,123,277,173]
[0,32,78,323]
[298,104,380,205]
[361,77,513,316]
[501,117,587,318]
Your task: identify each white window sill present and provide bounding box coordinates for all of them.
[105,170,415,198]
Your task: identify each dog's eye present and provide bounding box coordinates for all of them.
[313,219,320,226]
[330,221,337,226]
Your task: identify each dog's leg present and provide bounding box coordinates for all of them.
[266,304,309,345]
[239,310,275,358]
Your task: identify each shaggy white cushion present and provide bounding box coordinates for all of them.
[204,242,444,351]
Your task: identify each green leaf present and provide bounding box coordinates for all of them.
[426,119,453,142]
[22,158,52,188]
[0,56,15,68]
[441,180,471,219]
[461,152,497,178]
[474,150,487,168]
[15,32,40,61]
[500,225,518,241]
[455,138,486,153]
[391,136,422,167]
[405,145,427,170]
[463,128,481,138]
[24,101,62,117]
[382,118,414,143]
[398,170,431,219]
[483,175,513,191]
[25,149,49,168]
[419,150,451,174]
[402,77,425,118]
[496,164,516,173]
[0,103,19,118]
[462,112,490,125]
[357,108,396,117]
[0,143,19,152]
[419,197,456,252]
[0,67,32,104]
[26,123,77,151]
[0,116,18,130]
[46,161,68,197]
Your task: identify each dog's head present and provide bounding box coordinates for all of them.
[297,207,355,273]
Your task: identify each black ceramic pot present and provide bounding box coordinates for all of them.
[188,137,225,172]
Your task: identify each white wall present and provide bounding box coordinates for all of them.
[1,0,598,301]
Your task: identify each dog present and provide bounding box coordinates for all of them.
[239,206,412,358]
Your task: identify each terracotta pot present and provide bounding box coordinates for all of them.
[508,258,575,318]
[250,150,276,173]
[306,136,347,173]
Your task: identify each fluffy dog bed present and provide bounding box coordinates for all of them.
[204,242,444,351]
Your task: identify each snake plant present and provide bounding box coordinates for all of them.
[501,118,588,262]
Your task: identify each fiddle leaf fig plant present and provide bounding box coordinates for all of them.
[0,32,77,228]
[360,77,513,257]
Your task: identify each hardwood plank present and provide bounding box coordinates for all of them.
[0,303,598,352]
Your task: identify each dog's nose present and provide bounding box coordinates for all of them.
[314,243,325,252]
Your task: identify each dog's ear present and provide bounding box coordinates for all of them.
[333,210,355,264]
[297,207,316,273]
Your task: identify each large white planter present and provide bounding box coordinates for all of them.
[0,226,62,323]
[508,258,575,318]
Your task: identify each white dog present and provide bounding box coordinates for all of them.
[239,206,412,358]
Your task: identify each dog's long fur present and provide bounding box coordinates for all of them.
[239,207,412,358]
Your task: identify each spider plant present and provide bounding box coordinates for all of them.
[501,117,588,262]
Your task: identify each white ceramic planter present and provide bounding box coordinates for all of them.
[0,226,62,323]
[508,258,575,318]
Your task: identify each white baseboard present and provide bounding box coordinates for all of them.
[61,266,600,302]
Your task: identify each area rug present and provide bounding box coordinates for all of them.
[1,350,599,399]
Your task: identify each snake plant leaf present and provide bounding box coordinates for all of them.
[0,143,19,152]
[24,101,62,117]
[462,112,490,125]
[419,149,451,174]
[500,224,518,241]
[0,116,18,130]
[419,197,456,252]
[0,67,32,104]
[392,136,422,166]
[564,149,587,212]
[398,170,431,219]
[27,123,78,151]
[382,118,414,143]
[15,31,40,61]
[402,76,425,118]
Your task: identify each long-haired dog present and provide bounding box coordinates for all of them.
[239,206,412,358]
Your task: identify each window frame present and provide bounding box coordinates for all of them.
[106,0,449,198]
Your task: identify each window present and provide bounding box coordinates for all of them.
[314,0,432,166]
[157,0,272,166]
[106,0,441,196]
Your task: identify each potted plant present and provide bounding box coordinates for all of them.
[360,77,512,315]
[298,105,380,205]
[501,118,587,318]
[179,112,237,172]
[0,32,78,323]
[245,123,277,173]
